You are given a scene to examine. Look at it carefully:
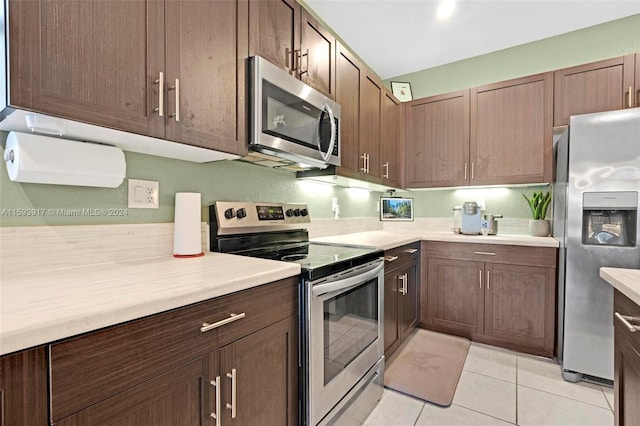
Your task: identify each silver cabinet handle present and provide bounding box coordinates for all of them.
[486,270,490,290]
[474,251,496,256]
[615,312,638,333]
[398,273,407,295]
[471,162,475,180]
[169,78,180,122]
[385,255,399,262]
[360,153,367,172]
[383,162,389,179]
[403,273,408,295]
[226,368,237,418]
[464,162,468,180]
[210,376,221,426]
[628,85,633,108]
[201,312,246,333]
[405,248,418,254]
[479,269,482,289]
[299,48,309,77]
[154,71,164,116]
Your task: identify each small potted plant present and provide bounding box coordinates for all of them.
[522,191,552,237]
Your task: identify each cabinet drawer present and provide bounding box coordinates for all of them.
[615,290,640,353]
[425,241,557,268]
[385,242,421,270]
[50,276,298,421]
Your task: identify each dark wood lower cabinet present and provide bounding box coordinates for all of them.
[614,290,640,426]
[384,242,420,359]
[423,242,557,357]
[0,347,48,426]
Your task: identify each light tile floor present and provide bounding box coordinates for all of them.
[363,342,614,426]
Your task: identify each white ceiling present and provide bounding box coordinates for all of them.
[304,0,640,80]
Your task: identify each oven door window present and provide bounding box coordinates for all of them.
[323,278,379,385]
[262,80,335,153]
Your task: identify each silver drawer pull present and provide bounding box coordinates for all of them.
[385,255,399,262]
[226,368,237,418]
[474,251,496,256]
[210,376,221,426]
[615,312,638,333]
[405,248,418,254]
[201,312,246,333]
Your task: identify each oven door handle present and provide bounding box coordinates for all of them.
[312,261,383,297]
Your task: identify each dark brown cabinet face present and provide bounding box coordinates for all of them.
[384,269,400,357]
[335,43,364,179]
[380,91,400,187]
[470,73,553,186]
[360,73,382,180]
[164,0,247,154]
[0,347,48,426]
[249,0,299,74]
[405,91,470,188]
[300,8,335,99]
[399,261,419,341]
[9,0,164,138]
[424,242,556,357]
[614,290,640,426]
[554,54,636,126]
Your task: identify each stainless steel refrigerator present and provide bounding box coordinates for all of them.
[554,108,640,383]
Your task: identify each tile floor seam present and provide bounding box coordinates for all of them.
[516,382,614,411]
[462,367,517,385]
[412,402,426,426]
[449,402,518,425]
[601,386,615,413]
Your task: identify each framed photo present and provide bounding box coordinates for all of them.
[380,197,414,221]
[390,81,413,102]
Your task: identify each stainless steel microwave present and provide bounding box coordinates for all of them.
[249,56,340,169]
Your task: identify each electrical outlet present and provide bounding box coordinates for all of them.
[128,179,159,209]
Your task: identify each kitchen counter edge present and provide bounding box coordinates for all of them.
[600,267,640,307]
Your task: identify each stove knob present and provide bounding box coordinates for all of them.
[224,208,235,219]
[286,209,294,217]
[300,208,308,217]
[293,208,301,217]
[236,208,247,219]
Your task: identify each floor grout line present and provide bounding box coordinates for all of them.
[516,383,614,411]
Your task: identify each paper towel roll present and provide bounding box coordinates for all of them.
[173,192,204,257]
[3,131,126,188]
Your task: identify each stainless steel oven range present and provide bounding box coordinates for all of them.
[209,201,384,425]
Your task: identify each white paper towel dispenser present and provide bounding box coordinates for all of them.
[3,131,126,188]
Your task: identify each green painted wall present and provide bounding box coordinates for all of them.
[384,14,640,99]
[1,15,636,227]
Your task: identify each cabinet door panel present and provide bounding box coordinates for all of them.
[471,73,553,185]
[554,55,635,126]
[405,91,469,188]
[399,261,419,340]
[165,0,247,154]
[381,91,400,187]
[9,0,165,138]
[335,44,363,178]
[484,263,555,354]
[219,317,298,426]
[384,269,400,357]
[360,74,382,180]
[0,347,48,426]
[427,258,483,337]
[53,353,217,426]
[300,8,335,99]
[249,0,299,73]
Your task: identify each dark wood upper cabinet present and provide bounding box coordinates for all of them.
[8,0,164,138]
[380,90,400,187]
[405,90,470,188]
[335,43,364,179]
[360,72,382,181]
[470,72,553,186]
[0,347,48,426]
[300,8,336,99]
[164,0,248,154]
[8,0,248,156]
[249,0,300,74]
[554,54,636,126]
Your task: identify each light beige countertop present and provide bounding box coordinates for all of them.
[0,253,300,356]
[312,230,559,251]
[600,267,640,306]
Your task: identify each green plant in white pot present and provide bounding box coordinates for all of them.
[522,191,552,237]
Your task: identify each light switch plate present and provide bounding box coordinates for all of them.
[128,179,159,209]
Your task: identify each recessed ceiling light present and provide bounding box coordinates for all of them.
[437,0,456,21]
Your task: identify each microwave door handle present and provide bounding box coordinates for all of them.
[312,261,383,297]
[317,103,336,162]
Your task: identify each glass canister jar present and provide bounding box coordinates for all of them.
[453,206,462,233]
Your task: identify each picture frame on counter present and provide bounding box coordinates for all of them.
[380,197,414,221]
[390,81,413,101]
